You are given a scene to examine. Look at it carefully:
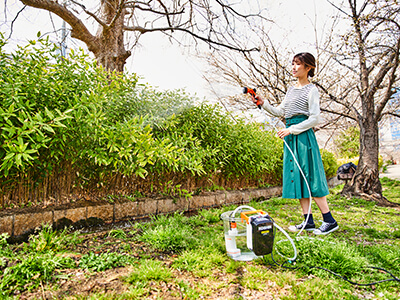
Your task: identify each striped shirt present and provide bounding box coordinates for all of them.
[261,83,321,135]
[284,84,314,118]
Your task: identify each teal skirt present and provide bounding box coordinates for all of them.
[282,115,329,199]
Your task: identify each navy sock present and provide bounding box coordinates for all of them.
[304,213,314,225]
[322,211,336,223]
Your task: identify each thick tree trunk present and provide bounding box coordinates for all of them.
[94,31,131,73]
[92,0,131,72]
[20,0,131,72]
[341,120,399,207]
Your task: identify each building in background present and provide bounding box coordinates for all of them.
[380,94,400,164]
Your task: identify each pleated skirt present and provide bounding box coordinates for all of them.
[282,115,329,199]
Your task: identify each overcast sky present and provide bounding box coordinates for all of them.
[0,0,337,100]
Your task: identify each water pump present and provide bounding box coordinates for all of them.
[221,205,297,261]
[241,210,274,256]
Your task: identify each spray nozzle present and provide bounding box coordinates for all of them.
[243,87,256,96]
[243,87,261,109]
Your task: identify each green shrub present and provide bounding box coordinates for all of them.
[0,35,113,177]
[0,35,197,188]
[379,155,384,170]
[0,233,13,263]
[321,149,339,178]
[106,86,194,125]
[335,126,360,158]
[154,104,283,180]
[0,34,284,207]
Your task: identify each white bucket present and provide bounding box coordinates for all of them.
[220,210,260,261]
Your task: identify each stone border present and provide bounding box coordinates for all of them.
[0,186,283,238]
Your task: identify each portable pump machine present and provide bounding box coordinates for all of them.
[221,205,296,261]
[243,211,274,256]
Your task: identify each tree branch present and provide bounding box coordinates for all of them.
[214,0,272,22]
[381,111,400,119]
[8,5,27,39]
[69,0,108,28]
[366,51,396,104]
[376,45,400,121]
[124,25,259,53]
[20,0,99,53]
[326,0,351,18]
[320,108,357,121]
[125,2,185,16]
[156,0,174,30]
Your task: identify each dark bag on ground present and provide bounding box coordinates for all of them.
[337,162,357,180]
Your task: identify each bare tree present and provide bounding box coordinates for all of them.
[13,0,269,72]
[319,0,400,205]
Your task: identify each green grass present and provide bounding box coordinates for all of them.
[0,179,399,299]
[125,259,172,283]
[381,177,400,203]
[171,247,227,277]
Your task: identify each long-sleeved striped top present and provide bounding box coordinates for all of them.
[261,83,321,135]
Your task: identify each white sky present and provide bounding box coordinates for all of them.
[0,0,338,100]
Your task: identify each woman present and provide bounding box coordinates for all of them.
[252,52,338,235]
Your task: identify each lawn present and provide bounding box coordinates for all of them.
[0,178,399,299]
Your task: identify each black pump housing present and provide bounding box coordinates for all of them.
[250,215,274,256]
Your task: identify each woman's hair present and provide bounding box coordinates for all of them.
[293,52,316,77]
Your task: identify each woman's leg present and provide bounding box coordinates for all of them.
[312,196,330,214]
[299,197,314,225]
[312,196,339,235]
[299,197,312,214]
[288,198,315,232]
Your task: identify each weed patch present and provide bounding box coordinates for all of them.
[172,247,227,277]
[0,252,75,296]
[125,259,172,284]
[79,251,136,272]
[134,213,199,252]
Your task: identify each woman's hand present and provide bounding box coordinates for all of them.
[251,95,264,106]
[277,129,291,139]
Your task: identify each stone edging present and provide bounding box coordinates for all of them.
[0,186,283,238]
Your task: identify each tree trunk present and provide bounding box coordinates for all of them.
[92,0,131,72]
[341,118,399,207]
[20,0,131,72]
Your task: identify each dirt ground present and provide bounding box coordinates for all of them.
[16,229,286,300]
[21,266,280,300]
